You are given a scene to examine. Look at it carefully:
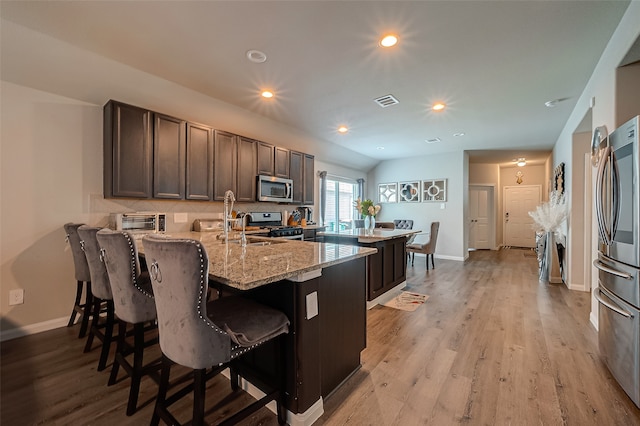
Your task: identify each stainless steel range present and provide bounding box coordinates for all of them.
[247,212,304,240]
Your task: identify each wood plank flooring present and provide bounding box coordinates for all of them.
[2,248,640,425]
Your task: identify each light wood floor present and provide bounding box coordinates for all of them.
[2,249,640,425]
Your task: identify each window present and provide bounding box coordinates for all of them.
[325,178,357,232]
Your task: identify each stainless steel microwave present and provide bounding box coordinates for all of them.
[109,212,166,233]
[257,175,293,203]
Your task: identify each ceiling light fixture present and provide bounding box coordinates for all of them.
[246,49,267,63]
[432,102,446,112]
[379,34,398,47]
[453,132,465,137]
[425,138,441,144]
[514,157,526,167]
[376,146,385,150]
[261,90,274,99]
[337,125,349,134]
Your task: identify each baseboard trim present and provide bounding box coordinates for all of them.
[0,316,68,342]
[411,253,465,262]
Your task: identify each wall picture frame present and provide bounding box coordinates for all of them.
[554,163,565,194]
[422,179,447,202]
[399,181,421,202]
[378,182,398,203]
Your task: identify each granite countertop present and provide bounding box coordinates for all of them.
[319,228,420,243]
[138,232,375,291]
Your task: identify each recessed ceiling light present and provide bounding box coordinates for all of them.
[379,34,398,47]
[376,146,385,150]
[425,138,441,144]
[453,132,465,137]
[544,100,558,108]
[246,49,267,63]
[261,90,274,99]
[432,102,446,111]
[337,125,349,134]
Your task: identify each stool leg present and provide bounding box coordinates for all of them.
[431,254,435,269]
[83,298,102,353]
[426,254,429,270]
[78,282,93,338]
[68,280,83,327]
[108,320,127,386]
[126,322,145,416]
[193,369,207,426]
[97,300,115,371]
[151,356,172,426]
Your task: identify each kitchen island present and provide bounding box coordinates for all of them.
[141,232,376,426]
[319,228,419,302]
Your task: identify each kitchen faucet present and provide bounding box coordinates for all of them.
[223,190,235,243]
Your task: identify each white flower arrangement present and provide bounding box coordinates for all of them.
[528,190,568,244]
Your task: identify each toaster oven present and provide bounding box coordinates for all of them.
[109,212,166,233]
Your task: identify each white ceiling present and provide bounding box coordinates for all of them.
[0,1,631,169]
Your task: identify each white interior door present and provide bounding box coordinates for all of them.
[504,185,541,248]
[469,186,492,249]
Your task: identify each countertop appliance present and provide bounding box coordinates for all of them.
[592,115,640,408]
[257,175,293,203]
[247,211,304,239]
[192,218,223,232]
[109,212,166,233]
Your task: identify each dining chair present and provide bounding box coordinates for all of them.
[77,226,115,371]
[407,221,440,269]
[63,223,93,338]
[142,235,290,426]
[96,228,161,416]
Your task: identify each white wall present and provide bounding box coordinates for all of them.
[366,151,466,261]
[551,2,640,329]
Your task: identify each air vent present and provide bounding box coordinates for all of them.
[374,94,399,108]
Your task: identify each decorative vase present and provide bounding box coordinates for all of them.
[537,231,553,283]
[364,215,375,235]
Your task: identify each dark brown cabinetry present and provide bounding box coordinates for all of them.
[257,141,275,176]
[153,113,186,199]
[366,237,408,301]
[290,151,315,205]
[104,101,153,198]
[213,130,257,202]
[275,147,290,178]
[186,122,213,200]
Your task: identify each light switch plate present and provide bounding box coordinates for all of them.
[306,291,318,319]
[174,213,188,223]
[440,203,446,209]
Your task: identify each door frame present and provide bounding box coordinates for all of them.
[469,184,496,250]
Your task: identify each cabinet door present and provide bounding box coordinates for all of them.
[275,147,290,178]
[257,141,275,176]
[104,101,152,198]
[303,154,315,205]
[236,136,257,202]
[213,130,237,200]
[290,151,303,204]
[186,122,213,200]
[153,113,185,199]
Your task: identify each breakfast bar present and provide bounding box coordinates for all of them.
[143,232,376,425]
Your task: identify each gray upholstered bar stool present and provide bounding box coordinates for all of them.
[63,223,93,338]
[142,235,290,426]
[407,221,440,269]
[77,225,115,371]
[96,229,161,416]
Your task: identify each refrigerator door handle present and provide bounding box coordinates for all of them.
[593,259,633,280]
[594,287,633,318]
[611,150,621,239]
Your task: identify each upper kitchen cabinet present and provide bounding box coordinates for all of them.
[213,131,257,202]
[257,141,275,176]
[186,122,213,200]
[153,113,186,199]
[303,153,315,205]
[104,100,153,198]
[275,147,290,178]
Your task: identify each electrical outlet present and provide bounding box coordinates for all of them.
[9,289,24,305]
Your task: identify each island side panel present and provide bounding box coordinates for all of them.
[318,256,367,398]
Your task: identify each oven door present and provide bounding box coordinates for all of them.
[595,285,640,407]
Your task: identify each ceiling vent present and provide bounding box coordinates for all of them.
[374,94,399,108]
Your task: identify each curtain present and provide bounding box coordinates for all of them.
[319,171,327,226]
[357,178,365,201]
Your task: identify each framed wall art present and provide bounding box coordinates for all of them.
[554,162,565,194]
[378,182,398,203]
[422,179,447,202]
[399,181,421,203]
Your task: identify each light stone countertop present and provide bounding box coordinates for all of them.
[319,228,420,243]
[138,231,376,291]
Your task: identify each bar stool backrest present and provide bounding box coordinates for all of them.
[64,223,91,282]
[77,226,112,301]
